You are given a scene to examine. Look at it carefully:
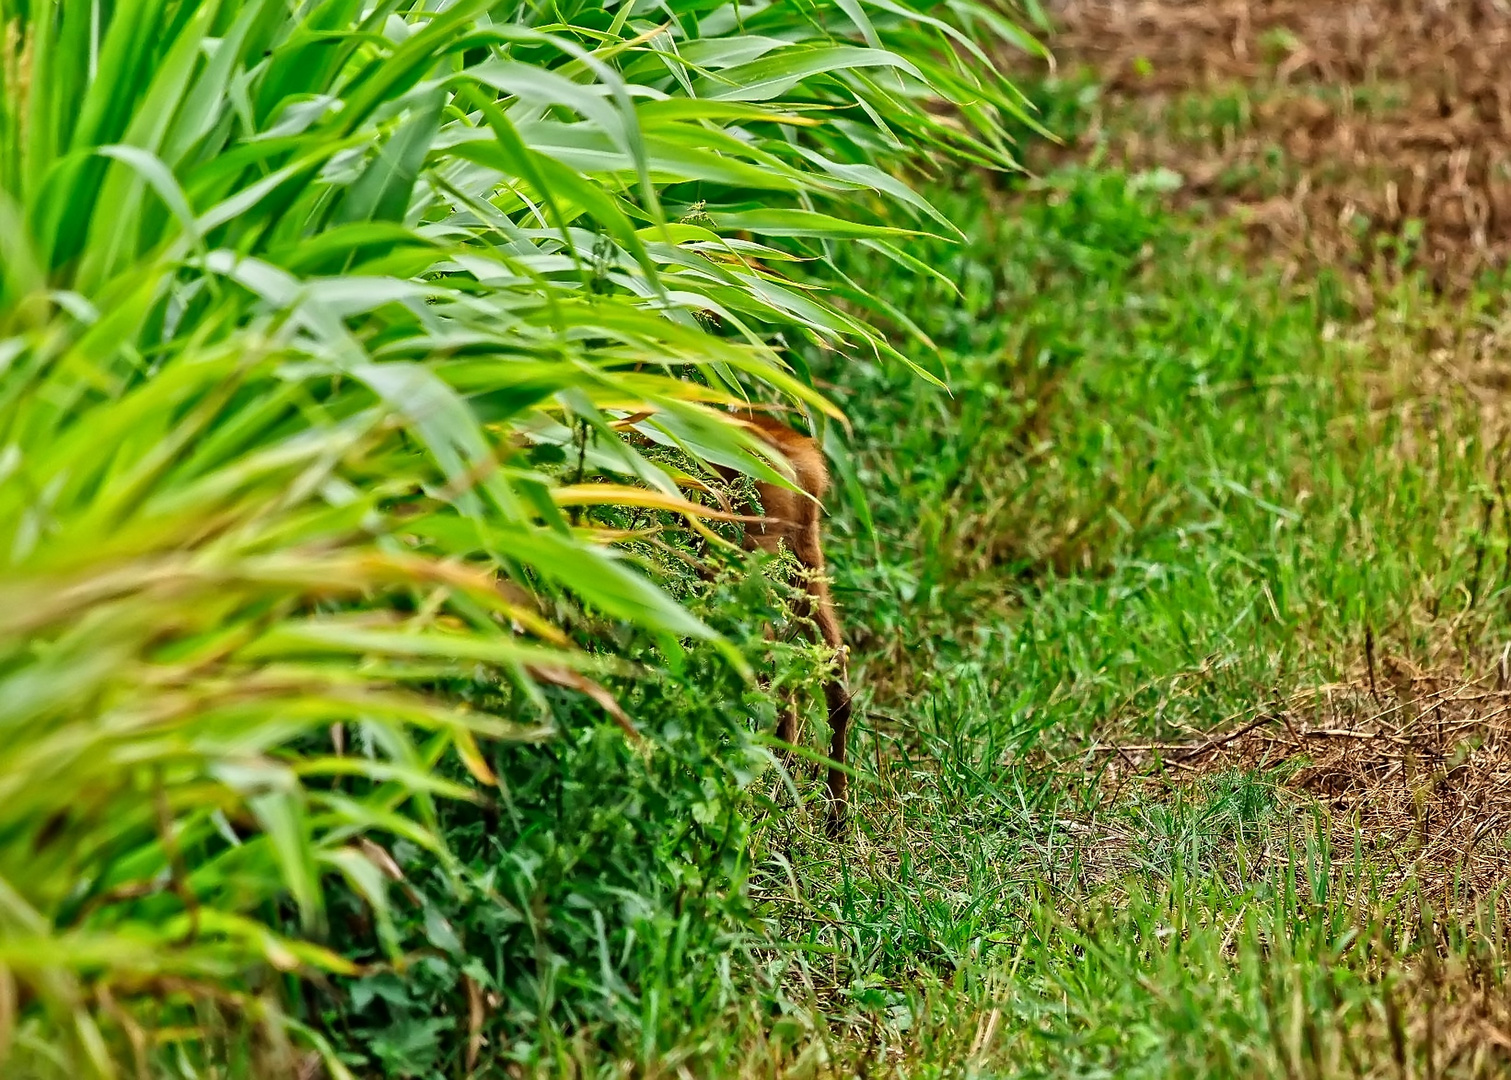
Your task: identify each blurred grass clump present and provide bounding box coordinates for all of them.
[0,0,1040,1073]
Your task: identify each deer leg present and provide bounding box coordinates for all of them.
[760,622,803,755]
[794,536,852,835]
[823,668,852,837]
[809,579,851,836]
[774,701,800,748]
[736,418,853,835]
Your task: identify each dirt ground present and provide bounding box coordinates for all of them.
[1039,0,1511,291]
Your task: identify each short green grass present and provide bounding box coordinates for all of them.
[711,160,1511,1076]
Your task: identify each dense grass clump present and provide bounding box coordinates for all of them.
[15,0,1511,1073]
[0,0,1033,1072]
[310,573,827,1075]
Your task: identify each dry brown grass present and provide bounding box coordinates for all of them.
[1096,654,1511,909]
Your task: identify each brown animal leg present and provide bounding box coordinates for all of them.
[823,671,852,837]
[773,700,801,748]
[786,496,852,834]
[772,577,850,834]
[803,570,851,835]
[765,626,802,752]
[727,410,853,834]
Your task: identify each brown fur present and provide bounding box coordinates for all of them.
[727,413,852,834]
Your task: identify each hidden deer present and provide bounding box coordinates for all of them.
[724,412,853,834]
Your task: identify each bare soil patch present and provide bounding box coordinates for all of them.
[1040,0,1511,290]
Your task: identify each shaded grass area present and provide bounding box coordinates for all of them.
[724,163,1511,1075]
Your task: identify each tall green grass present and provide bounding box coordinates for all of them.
[0,0,1036,1072]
